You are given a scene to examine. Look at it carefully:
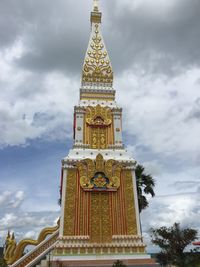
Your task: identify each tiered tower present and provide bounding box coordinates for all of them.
[4,2,157,267]
[53,1,153,265]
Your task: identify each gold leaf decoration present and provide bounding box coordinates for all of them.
[85,105,112,126]
[76,154,123,191]
[82,24,113,85]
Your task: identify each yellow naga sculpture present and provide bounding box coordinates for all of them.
[4,221,59,265]
[4,232,17,264]
[76,153,123,191]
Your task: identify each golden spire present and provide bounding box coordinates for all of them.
[81,0,113,87]
[93,0,99,12]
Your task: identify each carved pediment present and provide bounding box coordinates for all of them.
[76,154,123,191]
[85,105,112,126]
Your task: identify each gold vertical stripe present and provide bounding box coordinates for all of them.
[85,192,87,236]
[118,179,123,234]
[124,170,137,235]
[74,172,79,235]
[120,173,126,234]
[79,187,83,235]
[90,193,101,243]
[111,115,114,144]
[115,191,120,234]
[63,169,77,236]
[113,192,117,234]
[83,114,86,144]
[90,193,111,243]
[88,193,90,235]
[101,193,112,243]
[109,193,114,235]
[121,172,128,235]
[118,184,123,234]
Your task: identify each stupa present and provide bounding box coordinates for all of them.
[4,1,157,266]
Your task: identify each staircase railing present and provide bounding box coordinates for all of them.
[9,229,59,267]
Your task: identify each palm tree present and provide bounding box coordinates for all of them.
[135,164,155,213]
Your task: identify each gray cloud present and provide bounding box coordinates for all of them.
[0,0,89,74]
[104,0,200,75]
[186,97,200,121]
[171,180,200,191]
[1,0,200,76]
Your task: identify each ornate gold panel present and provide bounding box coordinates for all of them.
[90,193,111,243]
[63,169,77,236]
[86,105,112,127]
[83,105,114,148]
[82,24,113,84]
[80,92,115,101]
[124,170,137,235]
[76,154,122,191]
[91,127,107,149]
[91,127,99,149]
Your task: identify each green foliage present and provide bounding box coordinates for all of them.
[0,257,7,267]
[135,164,155,212]
[184,249,200,267]
[112,260,127,267]
[151,223,199,267]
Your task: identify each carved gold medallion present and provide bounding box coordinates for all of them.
[76,154,122,192]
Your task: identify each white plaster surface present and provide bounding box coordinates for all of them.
[63,148,136,164]
[52,254,151,261]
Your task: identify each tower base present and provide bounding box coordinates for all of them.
[51,235,159,266]
[51,254,158,267]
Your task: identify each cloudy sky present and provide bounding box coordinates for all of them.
[0,0,200,252]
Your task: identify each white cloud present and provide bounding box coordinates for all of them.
[0,190,59,245]
[10,191,25,208]
[141,186,200,252]
[115,0,178,13]
[24,230,37,239]
[117,68,200,163]
[0,191,12,205]
[0,46,78,147]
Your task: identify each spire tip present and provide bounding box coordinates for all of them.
[93,0,99,12]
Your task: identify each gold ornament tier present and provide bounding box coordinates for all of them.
[63,167,138,242]
[80,91,115,101]
[82,23,113,85]
[54,235,145,256]
[91,11,102,24]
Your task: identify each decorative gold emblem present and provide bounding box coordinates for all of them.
[93,173,107,187]
[82,24,113,85]
[86,105,112,126]
[76,154,123,191]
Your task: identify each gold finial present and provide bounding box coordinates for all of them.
[93,0,99,12]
